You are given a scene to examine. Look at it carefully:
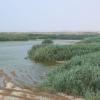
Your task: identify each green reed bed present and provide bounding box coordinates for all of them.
[41,51,100,96]
[28,35,100,98]
[28,43,100,63]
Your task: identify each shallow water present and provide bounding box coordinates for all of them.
[0,40,79,88]
[53,40,80,45]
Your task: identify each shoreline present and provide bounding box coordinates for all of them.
[0,81,84,100]
[0,68,84,100]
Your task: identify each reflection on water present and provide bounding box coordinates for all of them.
[0,40,79,87]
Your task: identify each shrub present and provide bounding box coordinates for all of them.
[42,39,53,44]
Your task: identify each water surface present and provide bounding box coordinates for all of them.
[0,40,79,87]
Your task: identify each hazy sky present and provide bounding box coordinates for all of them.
[0,0,100,32]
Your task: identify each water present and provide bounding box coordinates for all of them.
[53,40,80,45]
[0,40,79,87]
[0,40,47,87]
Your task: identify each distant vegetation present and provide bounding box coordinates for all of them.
[82,35,100,43]
[0,33,29,41]
[42,39,53,44]
[0,32,97,41]
[28,35,100,98]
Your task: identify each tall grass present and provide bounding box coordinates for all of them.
[41,52,100,96]
[28,43,100,63]
[85,91,100,100]
[28,35,100,98]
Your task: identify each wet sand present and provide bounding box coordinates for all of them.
[0,82,84,100]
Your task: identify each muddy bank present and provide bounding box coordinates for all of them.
[0,82,84,100]
[0,69,84,100]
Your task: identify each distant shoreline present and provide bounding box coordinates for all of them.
[0,33,97,41]
[0,32,99,35]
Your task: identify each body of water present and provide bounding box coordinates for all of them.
[0,40,79,87]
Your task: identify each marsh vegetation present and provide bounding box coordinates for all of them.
[28,34,100,99]
[0,33,100,99]
[42,39,53,44]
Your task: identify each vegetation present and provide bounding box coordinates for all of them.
[42,39,53,44]
[0,33,29,41]
[0,32,97,41]
[0,32,100,98]
[28,43,100,63]
[28,35,100,98]
[41,52,100,95]
[29,36,100,100]
[82,35,100,43]
[85,91,100,100]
